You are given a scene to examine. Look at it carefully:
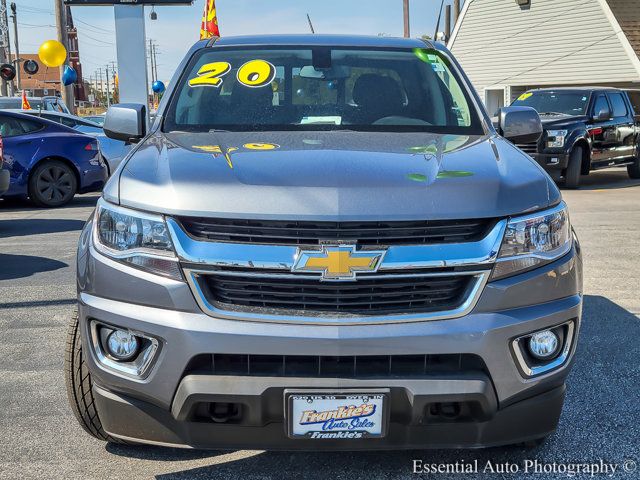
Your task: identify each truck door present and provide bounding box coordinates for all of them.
[588,94,617,165]
[606,91,635,161]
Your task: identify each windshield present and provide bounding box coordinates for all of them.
[163,47,482,133]
[0,98,43,109]
[511,91,590,116]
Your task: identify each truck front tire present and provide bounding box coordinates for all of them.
[564,146,583,189]
[64,308,124,444]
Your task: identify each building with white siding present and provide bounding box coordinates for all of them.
[448,0,640,114]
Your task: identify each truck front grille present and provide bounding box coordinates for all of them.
[516,141,538,154]
[176,217,496,246]
[198,271,476,315]
[185,353,488,378]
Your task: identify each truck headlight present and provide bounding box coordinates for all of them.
[93,198,182,280]
[492,202,572,280]
[546,130,567,148]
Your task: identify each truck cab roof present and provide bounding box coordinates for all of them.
[209,34,434,49]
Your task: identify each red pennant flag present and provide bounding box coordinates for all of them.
[21,90,31,110]
[200,0,220,39]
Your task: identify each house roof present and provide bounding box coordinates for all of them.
[448,0,640,90]
[606,0,640,58]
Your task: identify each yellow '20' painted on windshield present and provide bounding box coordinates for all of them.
[188,61,231,88]
[188,59,276,89]
[236,60,276,88]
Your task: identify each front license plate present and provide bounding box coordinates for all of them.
[287,392,387,439]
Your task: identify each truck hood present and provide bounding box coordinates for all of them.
[115,131,559,220]
[540,114,587,128]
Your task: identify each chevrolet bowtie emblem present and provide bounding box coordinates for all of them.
[292,245,386,281]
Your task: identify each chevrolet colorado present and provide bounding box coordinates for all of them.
[66,35,583,450]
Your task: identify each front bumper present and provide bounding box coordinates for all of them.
[93,381,566,450]
[0,169,9,196]
[77,215,583,448]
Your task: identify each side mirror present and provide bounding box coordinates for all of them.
[498,106,543,144]
[593,108,611,122]
[104,103,146,143]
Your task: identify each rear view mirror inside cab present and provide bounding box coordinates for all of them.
[298,65,351,81]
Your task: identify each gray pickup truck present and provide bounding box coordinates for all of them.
[66,35,583,450]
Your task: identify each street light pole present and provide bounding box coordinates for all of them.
[403,0,410,38]
[9,2,19,91]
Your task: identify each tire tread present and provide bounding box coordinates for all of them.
[64,308,126,443]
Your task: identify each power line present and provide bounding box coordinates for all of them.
[73,17,113,34]
[79,32,114,46]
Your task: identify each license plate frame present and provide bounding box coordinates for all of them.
[285,389,390,440]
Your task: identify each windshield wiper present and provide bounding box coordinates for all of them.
[209,128,231,133]
[538,112,569,116]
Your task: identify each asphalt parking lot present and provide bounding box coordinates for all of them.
[1,169,639,480]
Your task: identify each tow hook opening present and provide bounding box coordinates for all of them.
[425,401,488,423]
[206,402,244,423]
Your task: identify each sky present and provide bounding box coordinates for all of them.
[12,0,456,84]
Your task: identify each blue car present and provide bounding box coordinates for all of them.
[0,110,107,207]
[6,110,131,175]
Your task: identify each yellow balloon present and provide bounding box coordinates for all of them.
[38,40,67,68]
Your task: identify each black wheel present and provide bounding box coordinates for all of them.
[28,160,77,207]
[628,157,640,179]
[564,146,583,189]
[64,308,124,443]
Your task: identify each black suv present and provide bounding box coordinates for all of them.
[511,87,640,187]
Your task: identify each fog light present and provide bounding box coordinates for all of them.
[528,330,559,360]
[106,330,139,361]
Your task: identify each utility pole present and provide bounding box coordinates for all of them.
[105,65,110,107]
[88,73,92,105]
[0,0,11,96]
[152,42,158,83]
[54,0,74,112]
[445,5,451,42]
[403,0,410,38]
[148,38,155,83]
[9,2,19,91]
[92,71,98,107]
[97,67,103,107]
[109,60,117,103]
[453,0,461,26]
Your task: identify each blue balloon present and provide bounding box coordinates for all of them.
[62,65,77,86]
[152,80,165,94]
